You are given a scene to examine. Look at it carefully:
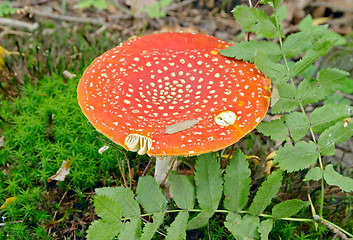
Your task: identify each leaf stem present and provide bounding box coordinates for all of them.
[274,13,325,218]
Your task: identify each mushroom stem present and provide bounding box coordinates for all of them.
[155,155,178,187]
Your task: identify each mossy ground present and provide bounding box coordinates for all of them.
[0,11,352,240]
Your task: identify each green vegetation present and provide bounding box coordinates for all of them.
[0,0,352,239]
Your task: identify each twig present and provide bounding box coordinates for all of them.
[0,220,24,227]
[0,17,38,31]
[165,0,197,12]
[142,156,153,176]
[126,155,132,189]
[313,215,351,240]
[29,9,106,25]
[160,157,177,187]
[114,150,127,188]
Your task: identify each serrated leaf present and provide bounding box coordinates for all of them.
[286,112,309,141]
[169,175,195,210]
[166,212,188,240]
[274,141,318,172]
[304,167,322,181]
[87,219,122,240]
[258,219,273,240]
[94,195,122,222]
[310,104,352,133]
[225,213,260,239]
[224,150,251,212]
[284,30,315,58]
[318,119,353,156]
[256,118,288,141]
[219,40,282,63]
[296,78,326,105]
[136,176,166,213]
[324,164,353,192]
[233,6,280,39]
[272,200,309,219]
[324,94,350,106]
[96,187,140,217]
[317,68,350,95]
[118,217,141,240]
[195,153,223,211]
[186,211,213,230]
[249,170,283,216]
[255,51,288,84]
[140,212,164,240]
[271,83,298,114]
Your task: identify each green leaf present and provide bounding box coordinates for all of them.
[186,211,213,230]
[258,219,273,240]
[310,104,352,133]
[96,187,140,217]
[324,94,351,106]
[271,83,298,114]
[224,150,251,212]
[233,6,280,39]
[339,78,353,94]
[299,15,313,31]
[118,218,141,240]
[219,40,282,63]
[318,119,353,156]
[291,49,328,77]
[249,170,283,216]
[136,176,166,213]
[272,200,309,219]
[284,30,316,58]
[94,195,122,222]
[140,212,164,240]
[255,51,288,84]
[87,219,122,240]
[303,167,322,181]
[225,213,260,239]
[256,118,288,141]
[286,112,309,141]
[296,78,327,105]
[324,164,353,192]
[169,175,195,210]
[76,0,107,9]
[166,212,188,240]
[318,68,350,94]
[274,141,318,172]
[195,153,223,211]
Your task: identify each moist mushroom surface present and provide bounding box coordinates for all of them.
[77,32,271,156]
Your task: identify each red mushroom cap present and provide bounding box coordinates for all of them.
[77,32,271,156]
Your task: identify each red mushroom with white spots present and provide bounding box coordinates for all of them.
[77,32,271,192]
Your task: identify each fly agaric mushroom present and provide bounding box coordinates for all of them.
[77,32,271,191]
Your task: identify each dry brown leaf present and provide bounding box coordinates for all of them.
[47,160,71,182]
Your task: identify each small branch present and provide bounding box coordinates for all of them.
[114,150,127,188]
[29,9,106,25]
[0,17,38,31]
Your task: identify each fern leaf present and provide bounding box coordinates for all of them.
[324,164,353,192]
[274,141,318,172]
[310,104,352,133]
[224,150,251,212]
[136,176,166,213]
[272,200,309,219]
[118,217,141,240]
[318,119,353,156]
[96,187,140,217]
[94,195,122,222]
[87,219,122,240]
[166,212,188,240]
[258,219,273,240]
[225,213,260,239]
[140,212,164,240]
[233,6,281,38]
[286,112,309,142]
[186,211,213,230]
[169,174,195,210]
[249,170,283,216]
[195,153,223,211]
